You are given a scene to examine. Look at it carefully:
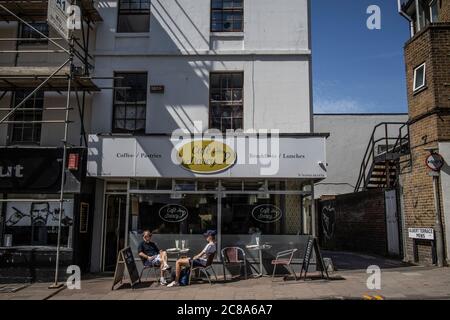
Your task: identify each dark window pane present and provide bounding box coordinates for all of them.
[113,73,147,133]
[211,0,243,32]
[118,14,150,33]
[10,91,44,144]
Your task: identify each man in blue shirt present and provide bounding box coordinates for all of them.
[138,230,170,285]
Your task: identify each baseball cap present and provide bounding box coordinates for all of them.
[203,230,217,237]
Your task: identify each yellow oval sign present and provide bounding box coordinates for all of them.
[177,140,237,174]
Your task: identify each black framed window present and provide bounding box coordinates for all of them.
[113,72,147,133]
[18,22,49,45]
[9,91,44,145]
[117,0,151,33]
[211,0,243,32]
[210,72,243,132]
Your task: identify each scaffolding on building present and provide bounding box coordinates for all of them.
[0,0,102,287]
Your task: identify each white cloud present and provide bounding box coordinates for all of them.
[314,97,367,113]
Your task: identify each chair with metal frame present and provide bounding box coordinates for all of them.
[221,247,247,281]
[139,262,163,283]
[188,252,218,285]
[271,249,298,281]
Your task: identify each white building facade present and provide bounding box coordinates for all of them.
[87,0,327,273]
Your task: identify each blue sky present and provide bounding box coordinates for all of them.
[312,0,410,114]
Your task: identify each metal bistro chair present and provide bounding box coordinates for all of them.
[221,247,247,281]
[189,252,218,285]
[271,248,298,281]
[139,261,162,283]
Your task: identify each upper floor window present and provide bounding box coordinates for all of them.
[18,22,49,45]
[430,0,439,22]
[117,0,151,33]
[211,0,243,32]
[210,72,243,132]
[9,91,44,145]
[113,72,147,133]
[413,63,426,92]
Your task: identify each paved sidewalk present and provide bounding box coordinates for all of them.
[1,265,449,300]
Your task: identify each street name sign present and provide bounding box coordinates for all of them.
[408,228,435,240]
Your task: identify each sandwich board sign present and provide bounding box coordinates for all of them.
[112,247,140,290]
[300,237,329,280]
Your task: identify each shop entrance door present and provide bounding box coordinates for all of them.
[103,195,127,272]
[385,190,400,256]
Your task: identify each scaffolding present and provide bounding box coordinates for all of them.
[0,0,102,287]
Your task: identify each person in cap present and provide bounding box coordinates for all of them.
[167,230,217,287]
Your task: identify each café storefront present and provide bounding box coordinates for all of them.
[87,133,327,274]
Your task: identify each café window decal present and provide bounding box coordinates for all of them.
[251,204,283,224]
[158,204,189,223]
[176,140,237,174]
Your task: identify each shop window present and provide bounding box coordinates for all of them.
[210,72,243,132]
[4,199,73,247]
[129,194,218,256]
[113,72,147,133]
[413,63,426,92]
[211,0,244,32]
[9,90,44,145]
[117,0,151,33]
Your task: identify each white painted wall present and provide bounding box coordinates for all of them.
[91,0,312,134]
[438,142,450,263]
[314,114,409,198]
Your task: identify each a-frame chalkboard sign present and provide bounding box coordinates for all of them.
[112,247,140,290]
[300,237,329,280]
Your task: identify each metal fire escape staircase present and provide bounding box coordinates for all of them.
[355,122,411,192]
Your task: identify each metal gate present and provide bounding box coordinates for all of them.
[385,190,400,256]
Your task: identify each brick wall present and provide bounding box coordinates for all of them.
[318,189,387,256]
[400,22,450,264]
[439,0,450,21]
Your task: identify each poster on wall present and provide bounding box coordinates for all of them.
[5,200,74,228]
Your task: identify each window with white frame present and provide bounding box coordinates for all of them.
[413,63,426,92]
[430,0,439,22]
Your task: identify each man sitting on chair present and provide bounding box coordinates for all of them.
[138,230,170,285]
[167,230,217,287]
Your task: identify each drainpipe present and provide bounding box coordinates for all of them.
[398,0,415,37]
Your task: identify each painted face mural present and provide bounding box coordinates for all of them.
[5,201,73,227]
[322,205,336,240]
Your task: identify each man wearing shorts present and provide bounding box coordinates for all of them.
[138,230,170,285]
[167,230,217,287]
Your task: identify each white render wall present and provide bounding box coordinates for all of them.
[314,114,409,199]
[438,142,450,264]
[91,0,312,134]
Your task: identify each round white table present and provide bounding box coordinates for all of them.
[246,244,272,277]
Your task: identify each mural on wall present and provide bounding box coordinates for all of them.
[5,201,73,227]
[321,205,336,240]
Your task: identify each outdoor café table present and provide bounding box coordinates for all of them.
[245,244,272,277]
[166,248,190,259]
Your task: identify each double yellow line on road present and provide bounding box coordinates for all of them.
[363,295,384,300]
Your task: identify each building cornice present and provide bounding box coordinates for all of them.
[93,49,312,57]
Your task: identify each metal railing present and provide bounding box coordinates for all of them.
[354,122,410,192]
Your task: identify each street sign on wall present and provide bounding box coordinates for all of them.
[408,228,435,240]
[425,153,445,172]
[47,0,69,39]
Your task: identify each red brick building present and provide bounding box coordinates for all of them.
[398,0,450,265]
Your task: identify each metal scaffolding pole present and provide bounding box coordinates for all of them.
[49,40,74,290]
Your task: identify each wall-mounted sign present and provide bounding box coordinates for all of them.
[177,140,237,174]
[87,135,327,179]
[48,0,69,39]
[150,85,165,93]
[408,228,434,240]
[426,153,445,172]
[252,204,283,224]
[159,204,189,223]
[0,147,85,193]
